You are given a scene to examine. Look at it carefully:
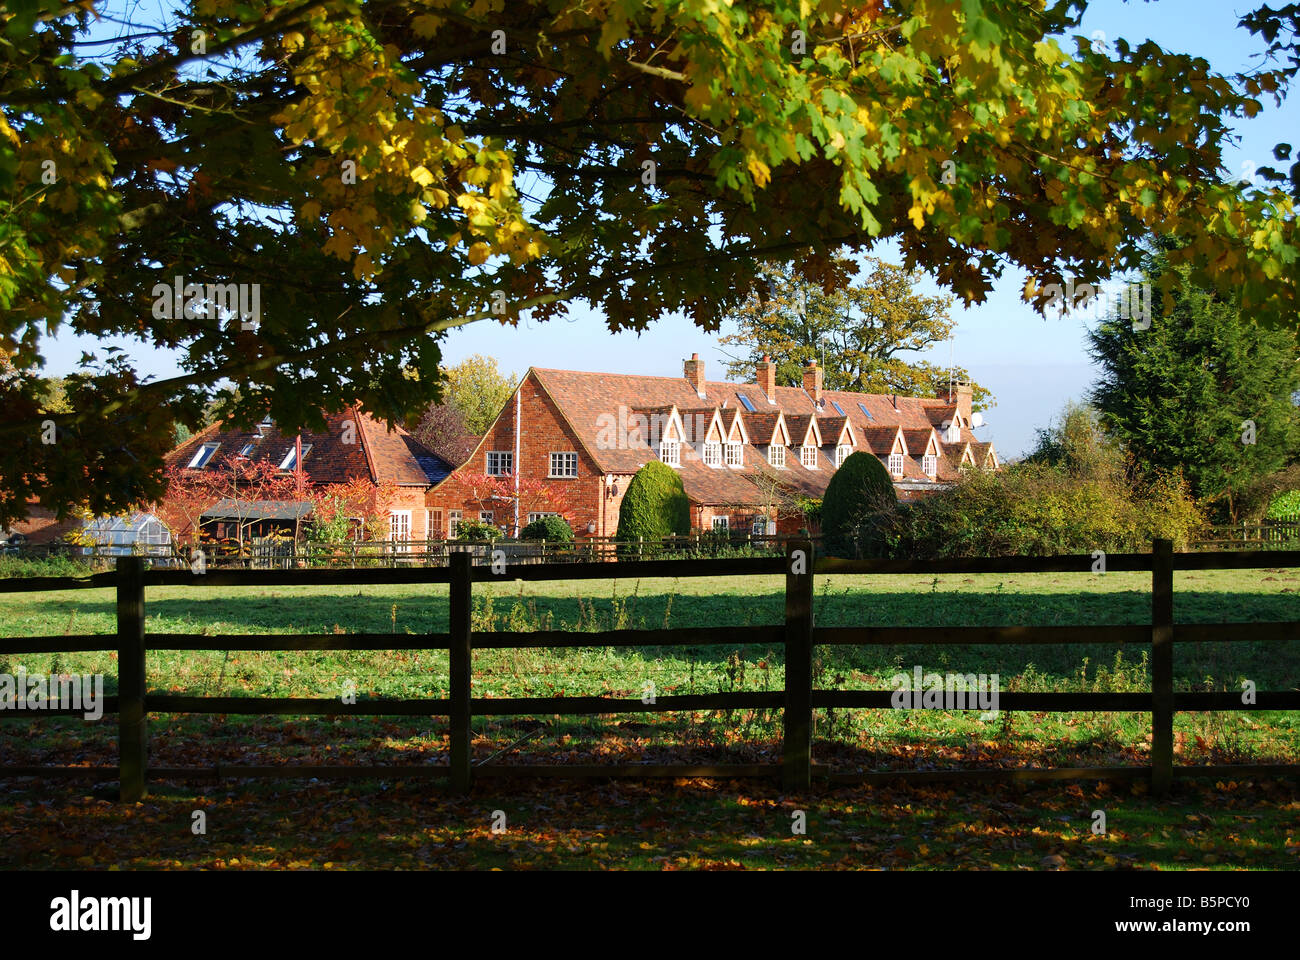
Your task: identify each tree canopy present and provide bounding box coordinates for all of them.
[3,0,1299,524]
[720,257,992,408]
[1089,248,1300,521]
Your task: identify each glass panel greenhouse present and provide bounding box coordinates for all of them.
[79,513,174,556]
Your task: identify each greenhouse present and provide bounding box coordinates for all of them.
[78,513,174,557]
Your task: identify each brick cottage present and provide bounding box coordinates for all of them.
[426,357,999,539]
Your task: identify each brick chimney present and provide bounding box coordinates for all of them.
[802,360,823,403]
[683,353,706,399]
[755,356,777,403]
[949,380,973,426]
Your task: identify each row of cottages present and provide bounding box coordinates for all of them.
[163,406,459,542]
[428,356,999,539]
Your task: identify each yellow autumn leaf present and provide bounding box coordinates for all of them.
[352,252,374,279]
[467,242,490,265]
[747,155,772,189]
[409,199,427,224]
[411,165,435,186]
[412,14,442,38]
[283,32,305,52]
[299,200,322,222]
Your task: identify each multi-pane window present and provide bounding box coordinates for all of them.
[549,452,578,478]
[390,510,411,541]
[835,445,851,468]
[486,451,513,476]
[702,442,722,467]
[888,453,904,476]
[427,508,444,539]
[724,443,744,467]
[767,444,785,468]
[187,442,220,469]
[449,510,462,537]
[712,516,729,531]
[659,440,681,466]
[752,516,768,535]
[528,512,560,523]
[922,454,938,477]
[278,444,312,471]
[800,446,817,468]
[479,511,494,524]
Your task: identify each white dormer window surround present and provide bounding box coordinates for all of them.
[767,444,786,468]
[724,442,744,467]
[188,442,220,469]
[888,452,904,476]
[835,445,851,468]
[922,454,937,477]
[659,440,681,467]
[702,442,722,467]
[800,445,817,468]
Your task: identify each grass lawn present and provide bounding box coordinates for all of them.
[1,567,1297,869]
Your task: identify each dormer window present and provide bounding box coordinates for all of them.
[888,453,904,476]
[238,442,255,458]
[725,442,744,467]
[702,442,722,467]
[835,445,851,468]
[659,440,681,467]
[799,445,817,468]
[256,418,272,437]
[922,454,937,477]
[767,445,786,468]
[279,444,312,471]
[187,442,220,469]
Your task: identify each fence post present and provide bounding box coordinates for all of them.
[116,557,148,802]
[449,551,473,793]
[783,540,814,790]
[1151,538,1174,796]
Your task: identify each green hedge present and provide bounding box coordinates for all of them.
[616,461,690,556]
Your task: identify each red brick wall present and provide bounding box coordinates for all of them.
[428,374,605,537]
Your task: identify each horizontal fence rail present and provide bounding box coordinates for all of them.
[1,543,1298,797]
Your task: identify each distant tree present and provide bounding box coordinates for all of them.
[1089,250,1300,521]
[720,258,992,410]
[616,461,690,549]
[443,355,516,435]
[821,452,898,558]
[1025,402,1128,484]
[411,401,472,457]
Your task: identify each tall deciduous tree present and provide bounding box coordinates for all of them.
[1089,250,1300,521]
[2,0,1298,524]
[441,354,516,435]
[720,258,992,408]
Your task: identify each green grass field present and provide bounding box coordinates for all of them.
[1,567,1297,869]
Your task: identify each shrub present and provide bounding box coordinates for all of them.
[821,452,898,558]
[455,519,501,542]
[616,461,690,555]
[893,462,1203,558]
[521,515,574,542]
[1266,490,1300,522]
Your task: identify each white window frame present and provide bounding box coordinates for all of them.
[188,442,220,469]
[922,454,938,477]
[835,445,851,468]
[724,442,743,467]
[751,516,767,535]
[527,512,561,524]
[800,445,817,468]
[238,442,255,458]
[888,453,904,476]
[659,440,681,467]
[712,516,729,531]
[486,451,513,476]
[278,443,312,471]
[549,451,578,478]
[479,511,494,524]
[448,510,462,537]
[767,444,785,469]
[389,510,411,542]
[426,508,444,539]
[702,442,722,467]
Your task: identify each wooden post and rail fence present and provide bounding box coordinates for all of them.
[1,541,1298,800]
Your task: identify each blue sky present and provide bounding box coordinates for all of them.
[41,0,1298,458]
